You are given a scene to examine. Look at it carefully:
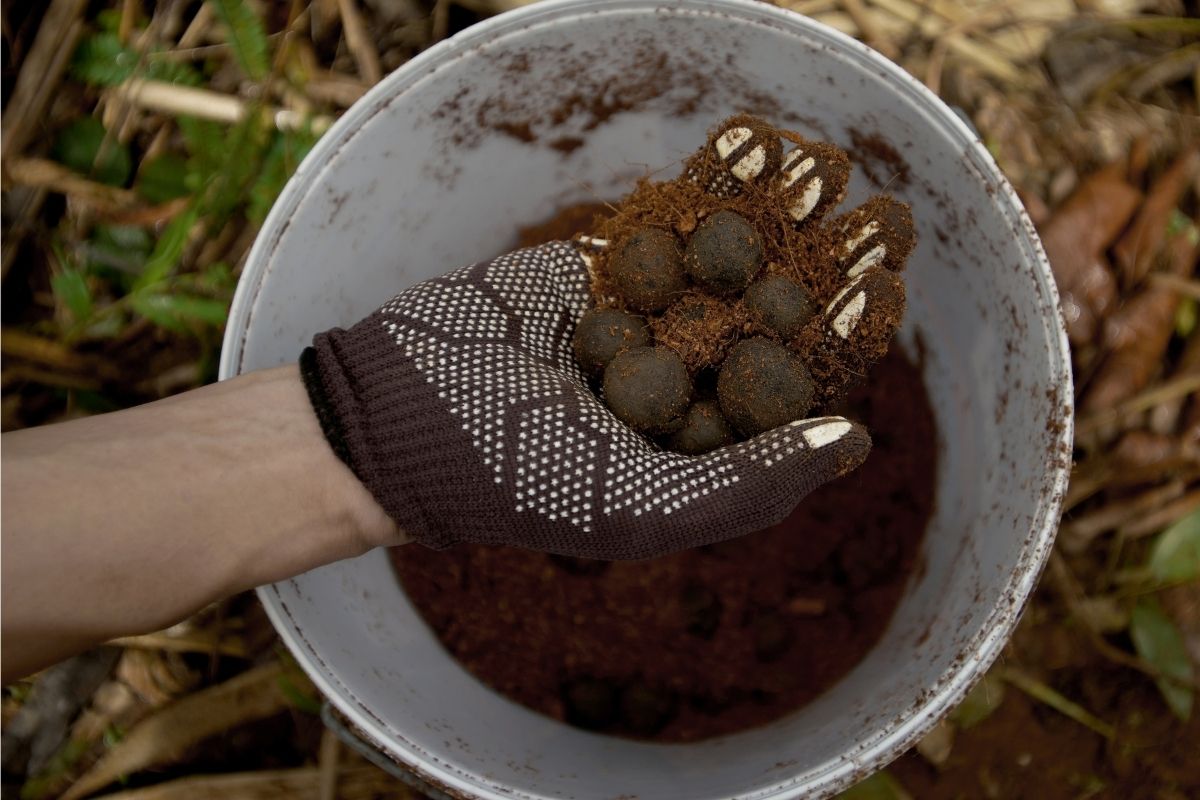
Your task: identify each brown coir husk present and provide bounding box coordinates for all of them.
[389,204,938,743]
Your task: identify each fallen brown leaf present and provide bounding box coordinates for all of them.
[62,661,315,800]
[1039,161,1142,345]
[1083,225,1199,413]
[1113,148,1199,288]
[89,764,412,800]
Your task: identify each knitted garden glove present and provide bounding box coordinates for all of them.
[301,118,910,560]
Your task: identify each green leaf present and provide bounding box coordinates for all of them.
[208,0,270,80]
[836,771,912,800]
[1131,599,1194,721]
[1149,509,1200,584]
[71,33,202,88]
[276,675,322,715]
[136,208,199,291]
[1177,297,1197,339]
[51,269,94,322]
[131,292,228,331]
[950,672,1006,729]
[51,117,132,187]
[70,32,137,86]
[136,153,192,204]
[178,115,228,174]
[248,129,317,224]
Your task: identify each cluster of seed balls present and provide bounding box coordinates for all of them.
[571,115,914,454]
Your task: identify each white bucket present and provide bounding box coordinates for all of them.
[219,1,1072,797]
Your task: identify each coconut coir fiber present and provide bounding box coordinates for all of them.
[389,204,938,742]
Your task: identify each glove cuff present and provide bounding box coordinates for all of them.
[300,320,438,546]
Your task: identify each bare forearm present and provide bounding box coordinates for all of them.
[1,365,401,682]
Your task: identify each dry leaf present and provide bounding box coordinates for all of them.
[1113,149,1199,287]
[62,661,314,800]
[1084,227,1199,413]
[89,764,411,800]
[1038,161,1142,345]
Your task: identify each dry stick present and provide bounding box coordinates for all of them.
[1118,488,1200,540]
[1048,553,1200,692]
[106,631,248,658]
[841,0,898,59]
[1076,373,1200,438]
[0,0,88,162]
[317,728,341,800]
[177,2,215,49]
[4,158,142,210]
[996,666,1116,740]
[335,0,382,85]
[113,79,334,133]
[1,328,94,372]
[432,0,451,44]
[868,0,1023,83]
[1059,479,1187,554]
[1149,272,1200,301]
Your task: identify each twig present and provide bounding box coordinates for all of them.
[432,0,451,44]
[1048,553,1200,691]
[107,631,248,658]
[0,0,89,162]
[1059,480,1186,553]
[177,2,215,49]
[868,0,1023,84]
[841,0,898,59]
[1118,488,1200,540]
[317,728,340,800]
[112,79,333,133]
[3,158,142,210]
[1,328,92,372]
[995,666,1116,740]
[1076,373,1200,438]
[1149,272,1200,301]
[335,0,382,85]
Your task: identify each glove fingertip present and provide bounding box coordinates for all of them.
[791,416,871,477]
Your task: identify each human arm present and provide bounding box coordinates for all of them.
[0,364,405,683]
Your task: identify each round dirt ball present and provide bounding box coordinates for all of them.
[717,338,815,437]
[684,210,764,295]
[562,677,618,730]
[669,400,736,455]
[744,274,815,340]
[602,347,692,435]
[608,227,688,312]
[572,308,650,378]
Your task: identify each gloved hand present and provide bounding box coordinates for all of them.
[301,119,908,560]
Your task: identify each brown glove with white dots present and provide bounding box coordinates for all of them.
[301,116,912,560]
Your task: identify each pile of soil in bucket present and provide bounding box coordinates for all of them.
[389,203,938,742]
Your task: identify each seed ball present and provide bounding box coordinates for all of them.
[829,195,916,277]
[563,677,618,730]
[572,308,650,378]
[670,401,736,455]
[619,683,678,736]
[684,210,764,296]
[683,114,784,197]
[607,227,687,312]
[602,347,692,435]
[717,338,815,437]
[744,274,815,340]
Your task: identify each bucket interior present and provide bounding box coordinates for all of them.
[221,2,1071,798]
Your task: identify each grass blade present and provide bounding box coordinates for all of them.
[207,0,269,81]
